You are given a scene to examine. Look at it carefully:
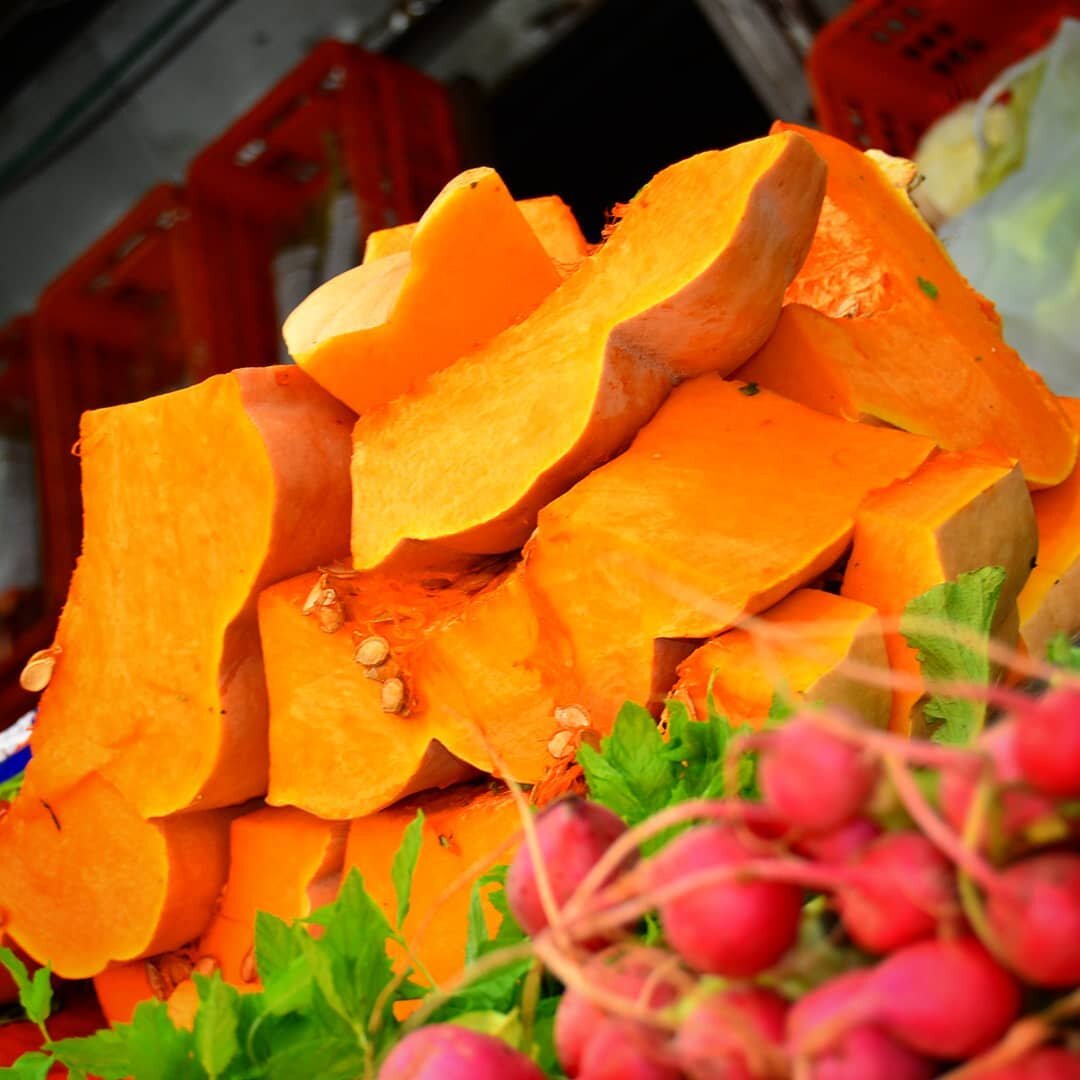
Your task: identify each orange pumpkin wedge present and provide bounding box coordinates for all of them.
[736,123,1077,488]
[350,133,827,570]
[363,194,588,270]
[671,589,890,728]
[0,775,233,978]
[841,450,1037,733]
[190,808,347,989]
[23,367,354,817]
[523,376,934,728]
[285,168,566,415]
[1019,398,1080,660]
[260,562,565,818]
[343,783,520,988]
[94,951,195,1025]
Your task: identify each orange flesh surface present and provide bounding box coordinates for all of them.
[260,561,563,818]
[23,367,353,817]
[0,774,232,978]
[523,376,934,727]
[363,194,588,269]
[736,123,1077,489]
[841,450,1037,733]
[285,168,565,415]
[1019,398,1080,657]
[342,783,520,988]
[350,133,827,570]
[94,962,157,1025]
[671,589,890,728]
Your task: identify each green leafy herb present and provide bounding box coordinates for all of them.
[0,1052,53,1080]
[738,382,761,397]
[916,276,939,299]
[0,947,51,1037]
[0,771,23,804]
[900,565,1006,744]
[390,810,424,929]
[1047,632,1080,673]
[578,697,759,851]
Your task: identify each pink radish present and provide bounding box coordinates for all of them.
[985,852,1080,987]
[507,797,628,937]
[964,1046,1080,1078]
[554,945,682,1078]
[869,937,1021,1059]
[760,719,879,832]
[674,986,788,1080]
[1015,687,1080,798]
[652,825,803,976]
[837,832,957,953]
[576,1018,681,1080]
[787,970,933,1080]
[377,1024,544,1079]
[940,723,1055,843]
[795,819,880,864]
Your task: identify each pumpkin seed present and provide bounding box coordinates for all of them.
[381,677,406,714]
[241,948,257,983]
[354,635,390,667]
[19,648,58,693]
[302,574,329,615]
[554,704,590,730]
[193,956,218,977]
[547,730,576,759]
[315,602,345,634]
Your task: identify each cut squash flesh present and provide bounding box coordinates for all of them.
[671,589,890,728]
[0,775,233,978]
[94,951,194,1025]
[342,783,520,988]
[285,168,565,415]
[1019,398,1080,659]
[841,450,1037,733]
[260,562,564,818]
[351,133,827,570]
[24,367,354,817]
[523,376,934,727]
[197,807,347,988]
[363,194,588,270]
[735,123,1078,489]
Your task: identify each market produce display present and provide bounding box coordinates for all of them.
[2,125,1080,1078]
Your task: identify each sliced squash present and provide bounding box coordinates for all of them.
[189,808,347,990]
[285,169,566,415]
[342,783,520,987]
[523,376,934,728]
[363,194,588,269]
[0,775,233,978]
[671,589,890,728]
[1019,398,1080,660]
[24,367,354,817]
[735,124,1077,489]
[260,562,565,818]
[841,450,1037,733]
[94,951,195,1025]
[351,133,827,570]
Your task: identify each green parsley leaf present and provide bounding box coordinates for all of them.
[738,382,761,397]
[253,910,307,986]
[577,703,671,825]
[900,566,1006,744]
[391,810,425,929]
[0,948,51,1029]
[193,974,240,1078]
[111,1002,201,1080]
[917,276,939,299]
[1047,632,1080,672]
[49,1026,132,1079]
[0,1052,52,1080]
[0,771,23,803]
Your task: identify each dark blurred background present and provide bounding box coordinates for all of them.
[2,0,1074,724]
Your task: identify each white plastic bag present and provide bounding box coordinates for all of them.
[941,19,1080,395]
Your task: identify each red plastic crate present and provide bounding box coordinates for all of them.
[807,0,1080,156]
[185,40,460,374]
[30,185,197,620]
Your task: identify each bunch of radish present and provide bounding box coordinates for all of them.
[381,687,1080,1078]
